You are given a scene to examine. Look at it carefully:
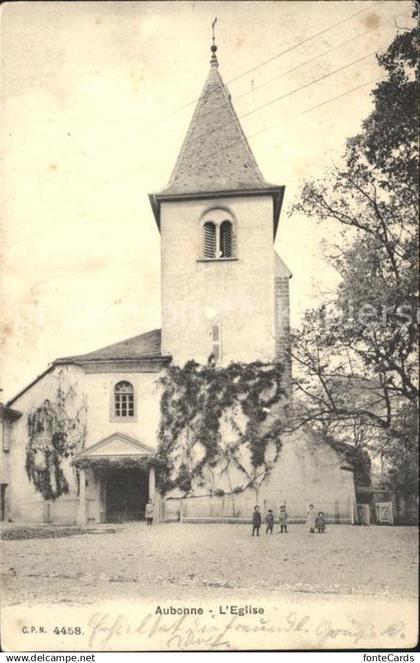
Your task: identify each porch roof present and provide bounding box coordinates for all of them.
[75,432,156,460]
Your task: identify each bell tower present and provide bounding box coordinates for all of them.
[149,32,290,369]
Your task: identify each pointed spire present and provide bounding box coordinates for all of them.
[149,33,285,236]
[158,29,279,196]
[210,17,218,67]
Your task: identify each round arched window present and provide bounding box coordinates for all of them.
[220,220,233,258]
[114,381,134,418]
[203,221,216,258]
[200,210,236,259]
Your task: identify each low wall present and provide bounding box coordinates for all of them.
[10,497,79,525]
[162,493,355,524]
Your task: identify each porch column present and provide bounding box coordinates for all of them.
[77,469,88,526]
[148,465,155,501]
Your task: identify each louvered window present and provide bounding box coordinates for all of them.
[114,381,134,418]
[200,211,236,260]
[203,221,216,258]
[220,221,233,258]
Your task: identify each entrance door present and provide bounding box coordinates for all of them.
[105,468,147,522]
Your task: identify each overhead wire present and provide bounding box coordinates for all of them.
[11,0,379,180]
[5,47,385,249]
[5,7,405,244]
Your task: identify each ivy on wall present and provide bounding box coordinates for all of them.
[25,370,87,501]
[157,360,287,495]
[73,455,166,476]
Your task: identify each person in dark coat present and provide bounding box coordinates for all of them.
[315,511,326,533]
[265,509,274,534]
[252,505,262,536]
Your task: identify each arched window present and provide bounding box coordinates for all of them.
[203,221,216,258]
[220,220,233,258]
[200,210,236,260]
[114,381,134,418]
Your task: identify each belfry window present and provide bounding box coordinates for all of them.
[220,220,233,258]
[203,221,217,258]
[200,210,236,260]
[114,381,134,418]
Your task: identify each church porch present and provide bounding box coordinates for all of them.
[72,432,158,526]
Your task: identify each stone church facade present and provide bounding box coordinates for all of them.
[0,43,356,525]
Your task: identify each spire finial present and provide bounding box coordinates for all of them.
[210,17,218,67]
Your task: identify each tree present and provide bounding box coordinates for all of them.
[289,17,419,498]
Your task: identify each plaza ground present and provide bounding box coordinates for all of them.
[1,522,418,605]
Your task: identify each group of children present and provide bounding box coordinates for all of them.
[251,503,326,536]
[306,503,326,534]
[146,499,326,533]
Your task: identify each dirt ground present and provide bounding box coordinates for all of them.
[1,522,418,606]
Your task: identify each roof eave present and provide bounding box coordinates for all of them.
[149,185,285,238]
[272,187,285,241]
[148,193,161,230]
[6,365,56,408]
[0,404,23,421]
[54,354,171,365]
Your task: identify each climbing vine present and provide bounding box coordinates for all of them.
[26,369,87,500]
[157,360,287,495]
[73,455,166,476]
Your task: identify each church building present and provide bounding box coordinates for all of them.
[0,39,356,525]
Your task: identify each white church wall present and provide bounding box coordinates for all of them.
[259,431,357,522]
[160,195,276,366]
[6,364,162,523]
[163,429,357,523]
[6,358,357,526]
[83,371,161,450]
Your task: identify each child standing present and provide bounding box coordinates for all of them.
[279,505,288,533]
[315,511,326,533]
[306,504,316,533]
[265,509,274,534]
[145,499,154,526]
[252,505,261,536]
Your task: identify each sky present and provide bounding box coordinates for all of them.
[1,0,415,400]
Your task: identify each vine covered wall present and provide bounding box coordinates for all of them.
[25,369,87,500]
[157,360,287,495]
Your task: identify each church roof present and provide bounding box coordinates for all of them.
[55,329,165,364]
[162,65,273,195]
[149,48,285,237]
[6,329,168,407]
